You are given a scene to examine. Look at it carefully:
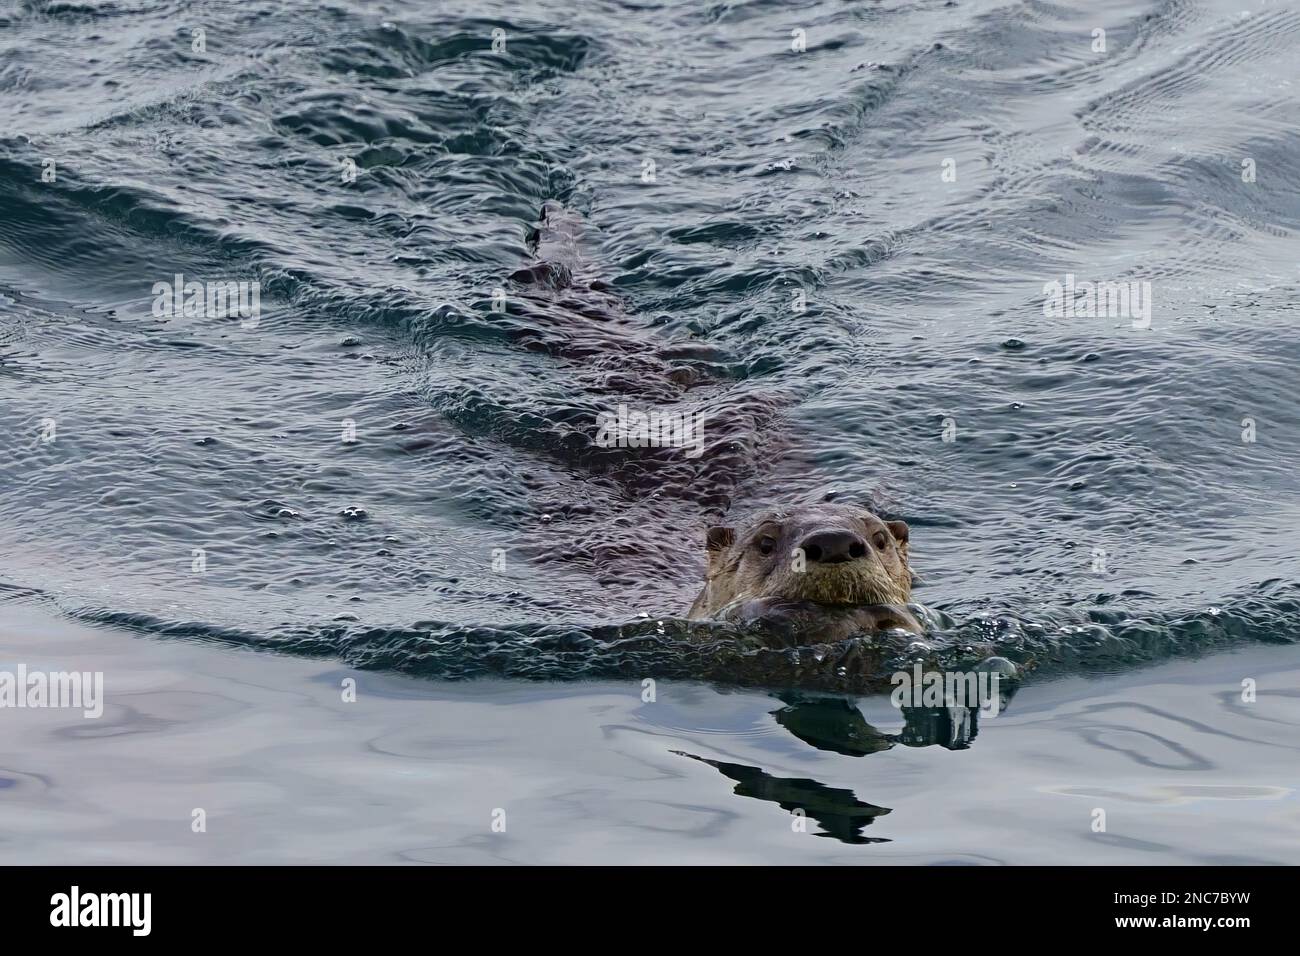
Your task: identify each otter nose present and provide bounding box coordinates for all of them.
[797,529,868,564]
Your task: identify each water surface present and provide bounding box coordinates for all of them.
[0,0,1298,861]
[0,601,1295,862]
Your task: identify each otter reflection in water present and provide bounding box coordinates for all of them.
[771,688,1014,755]
[673,751,892,844]
[678,681,1018,844]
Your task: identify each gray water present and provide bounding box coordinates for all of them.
[1,0,1298,861]
[0,600,1296,862]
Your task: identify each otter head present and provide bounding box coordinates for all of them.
[686,503,912,620]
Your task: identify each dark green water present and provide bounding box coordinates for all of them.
[2,0,1299,690]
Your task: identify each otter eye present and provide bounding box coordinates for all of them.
[757,536,776,555]
[872,532,888,550]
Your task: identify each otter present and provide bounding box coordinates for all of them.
[505,206,919,640]
[687,502,923,637]
[501,202,787,591]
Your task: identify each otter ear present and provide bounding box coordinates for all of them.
[706,526,735,553]
[886,520,909,544]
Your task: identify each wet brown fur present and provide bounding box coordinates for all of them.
[687,503,915,629]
